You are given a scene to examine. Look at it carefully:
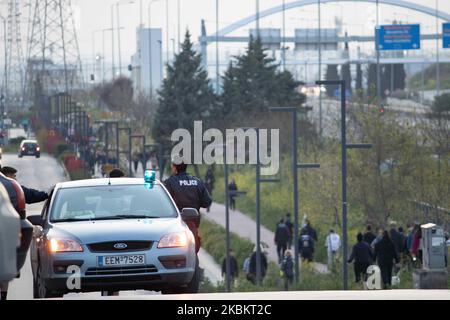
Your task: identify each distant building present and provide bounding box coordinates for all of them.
[130,28,163,98]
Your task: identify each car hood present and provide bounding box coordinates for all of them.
[48,218,185,244]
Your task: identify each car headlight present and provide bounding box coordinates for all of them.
[49,238,83,253]
[157,232,188,249]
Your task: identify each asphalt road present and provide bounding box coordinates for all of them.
[1,152,222,300]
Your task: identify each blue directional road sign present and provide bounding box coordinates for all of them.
[443,23,450,49]
[377,24,420,51]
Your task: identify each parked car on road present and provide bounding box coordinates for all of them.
[27,171,200,298]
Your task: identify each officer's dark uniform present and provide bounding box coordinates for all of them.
[164,172,212,253]
[22,186,48,204]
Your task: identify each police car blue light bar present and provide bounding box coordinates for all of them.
[144,170,156,184]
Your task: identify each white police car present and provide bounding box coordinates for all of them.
[27,171,201,298]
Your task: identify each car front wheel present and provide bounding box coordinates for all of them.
[34,264,62,299]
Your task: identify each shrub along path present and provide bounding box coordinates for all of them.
[205,202,329,274]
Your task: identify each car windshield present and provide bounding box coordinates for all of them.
[50,184,177,222]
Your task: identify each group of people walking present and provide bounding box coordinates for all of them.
[348,222,424,289]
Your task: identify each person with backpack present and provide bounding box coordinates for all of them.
[299,229,315,263]
[280,250,294,291]
[274,218,290,263]
[247,245,268,285]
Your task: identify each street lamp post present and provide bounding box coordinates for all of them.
[119,127,133,176]
[0,15,8,113]
[318,0,323,137]
[131,134,147,172]
[376,0,381,102]
[436,0,440,96]
[270,107,320,283]
[216,0,220,93]
[116,1,136,77]
[111,5,116,80]
[316,80,372,290]
[166,0,170,65]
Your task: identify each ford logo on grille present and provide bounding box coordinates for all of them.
[114,243,128,250]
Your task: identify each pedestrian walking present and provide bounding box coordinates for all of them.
[363,225,377,246]
[274,218,290,263]
[348,233,373,284]
[374,230,400,289]
[371,228,384,250]
[325,229,341,272]
[247,245,268,285]
[280,250,294,291]
[303,219,318,242]
[299,229,315,263]
[228,179,238,211]
[221,249,239,286]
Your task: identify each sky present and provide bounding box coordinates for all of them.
[73,0,450,62]
[1,0,450,72]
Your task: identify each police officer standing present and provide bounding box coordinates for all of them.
[164,158,212,253]
[163,158,212,294]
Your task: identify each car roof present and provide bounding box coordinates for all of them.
[55,178,162,190]
[21,140,38,144]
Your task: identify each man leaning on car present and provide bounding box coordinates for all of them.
[0,166,49,204]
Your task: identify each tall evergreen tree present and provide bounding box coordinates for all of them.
[356,63,363,97]
[220,37,305,120]
[341,63,352,94]
[393,64,406,91]
[366,63,378,98]
[325,64,339,97]
[152,31,216,146]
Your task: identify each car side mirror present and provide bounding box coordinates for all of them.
[181,208,199,223]
[27,215,44,227]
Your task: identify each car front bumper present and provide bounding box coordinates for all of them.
[41,245,196,293]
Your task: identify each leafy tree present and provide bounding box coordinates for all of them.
[97,77,134,113]
[152,31,216,147]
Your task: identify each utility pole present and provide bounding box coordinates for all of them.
[436,0,440,96]
[376,0,381,102]
[316,80,372,290]
[256,0,260,38]
[116,3,122,76]
[282,0,286,71]
[318,0,323,137]
[111,5,116,80]
[0,15,7,112]
[166,0,169,65]
[216,0,220,93]
[270,107,320,283]
[177,0,181,53]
